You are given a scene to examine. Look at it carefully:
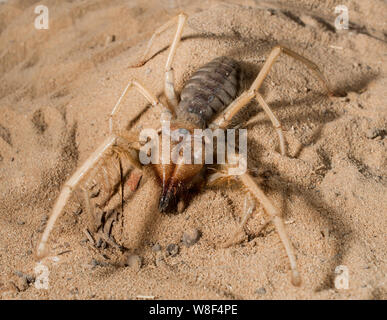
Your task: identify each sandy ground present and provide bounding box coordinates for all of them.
[0,0,386,300]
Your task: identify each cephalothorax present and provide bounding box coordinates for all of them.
[37,13,336,286]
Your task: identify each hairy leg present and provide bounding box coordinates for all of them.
[36,134,140,259]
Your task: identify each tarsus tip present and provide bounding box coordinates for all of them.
[35,242,48,261]
[291,270,302,287]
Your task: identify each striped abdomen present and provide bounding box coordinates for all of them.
[176,56,241,128]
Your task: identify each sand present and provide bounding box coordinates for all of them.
[0,0,386,300]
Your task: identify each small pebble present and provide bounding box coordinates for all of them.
[95,238,103,248]
[105,35,116,45]
[155,252,166,267]
[90,259,98,268]
[366,128,386,139]
[51,256,60,263]
[166,244,179,257]
[182,228,201,247]
[90,187,100,198]
[255,287,266,295]
[15,271,35,285]
[90,258,108,269]
[126,254,142,271]
[152,243,161,252]
[70,287,79,295]
[73,207,82,216]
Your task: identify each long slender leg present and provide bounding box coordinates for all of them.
[36,134,141,259]
[209,90,256,129]
[109,80,174,134]
[129,13,188,109]
[238,172,301,286]
[256,93,286,156]
[209,45,333,154]
[208,165,301,286]
[250,46,333,97]
[210,90,286,155]
[36,135,116,258]
[164,13,187,108]
[221,194,256,248]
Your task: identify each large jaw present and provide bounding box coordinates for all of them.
[158,178,181,213]
[152,121,205,213]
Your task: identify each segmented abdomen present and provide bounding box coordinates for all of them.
[176,56,241,128]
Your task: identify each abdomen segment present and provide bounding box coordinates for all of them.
[176,56,241,128]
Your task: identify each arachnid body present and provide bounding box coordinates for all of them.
[37,13,337,286]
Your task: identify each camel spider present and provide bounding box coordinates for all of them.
[37,12,336,286]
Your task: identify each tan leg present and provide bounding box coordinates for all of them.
[221,194,256,248]
[210,90,286,155]
[250,46,333,97]
[238,172,301,286]
[109,80,173,134]
[256,93,286,156]
[36,134,141,259]
[129,13,188,109]
[209,90,256,129]
[210,45,333,154]
[207,159,301,286]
